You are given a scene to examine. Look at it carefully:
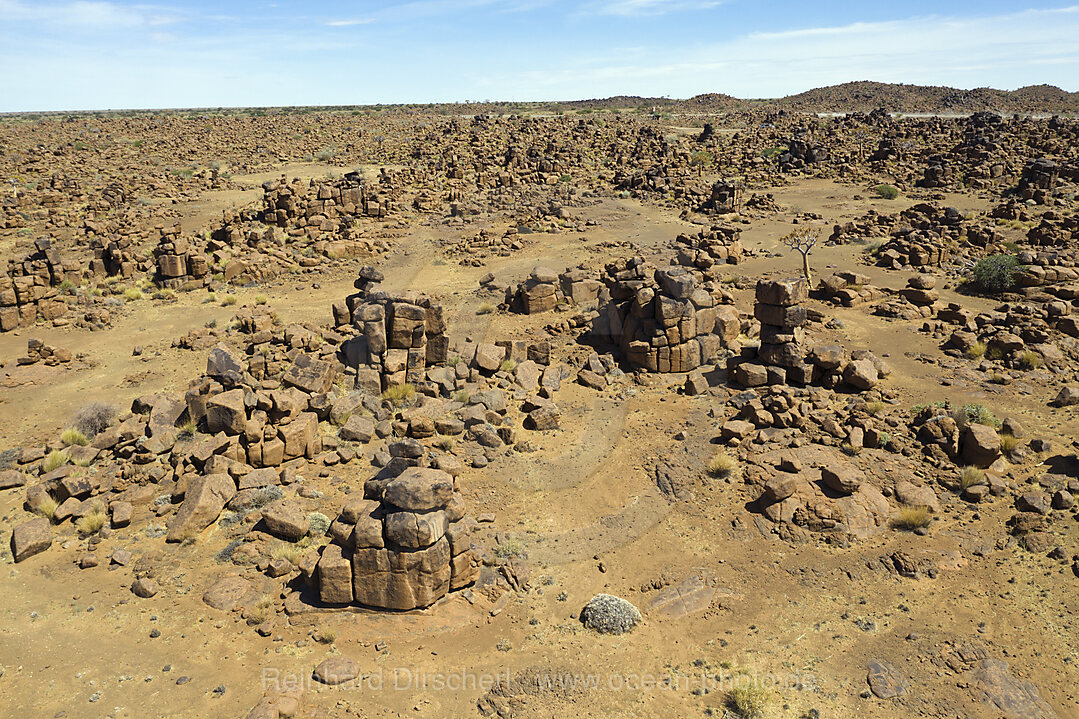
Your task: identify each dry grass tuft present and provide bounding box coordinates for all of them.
[61,428,89,447]
[381,383,416,407]
[43,449,70,473]
[960,466,987,489]
[893,505,932,530]
[706,450,739,479]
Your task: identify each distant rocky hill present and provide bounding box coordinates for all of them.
[760,81,1079,114]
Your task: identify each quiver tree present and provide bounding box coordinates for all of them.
[781,228,819,286]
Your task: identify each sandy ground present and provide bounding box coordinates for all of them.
[1,177,1077,719]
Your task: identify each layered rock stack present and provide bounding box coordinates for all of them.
[316,467,476,610]
[1,238,80,332]
[336,270,449,393]
[698,179,742,214]
[1018,158,1059,204]
[506,266,564,314]
[735,278,812,386]
[262,172,393,230]
[593,260,739,373]
[730,277,889,391]
[153,226,209,289]
[672,226,744,269]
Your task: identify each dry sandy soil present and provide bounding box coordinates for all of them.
[1,124,1077,719]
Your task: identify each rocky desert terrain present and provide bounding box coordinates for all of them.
[1,86,1078,719]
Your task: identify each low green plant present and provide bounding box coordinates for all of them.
[123,287,143,301]
[970,253,1019,294]
[872,183,899,200]
[865,401,886,416]
[476,302,496,315]
[254,294,268,305]
[953,403,1000,428]
[453,390,470,404]
[499,359,517,373]
[221,294,238,306]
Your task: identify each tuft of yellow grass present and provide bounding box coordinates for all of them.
[61,428,89,446]
[76,504,108,535]
[999,433,1021,453]
[43,449,70,473]
[381,383,416,407]
[33,495,60,522]
[476,302,496,315]
[893,506,932,530]
[964,341,987,360]
[706,450,739,479]
[727,682,771,718]
[960,466,987,489]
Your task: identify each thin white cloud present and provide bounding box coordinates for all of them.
[584,0,722,16]
[326,17,374,27]
[0,0,179,28]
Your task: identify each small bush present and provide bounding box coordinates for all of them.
[73,402,115,438]
[727,682,771,718]
[434,436,455,451]
[61,428,89,447]
[872,183,899,200]
[706,451,738,479]
[43,449,69,473]
[841,441,863,456]
[499,359,517,373]
[960,466,986,489]
[1016,349,1043,370]
[971,254,1019,294]
[254,294,268,305]
[953,403,1000,429]
[476,302,496,315]
[315,626,337,644]
[893,506,933,530]
[381,383,416,407]
[178,419,198,439]
[221,294,238,306]
[123,287,143,301]
[495,537,526,559]
[964,341,987,360]
[453,390,471,404]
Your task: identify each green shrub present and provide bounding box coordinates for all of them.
[971,254,1019,294]
[381,383,416,407]
[60,428,89,447]
[872,183,899,200]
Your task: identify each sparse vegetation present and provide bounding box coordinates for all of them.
[33,494,60,521]
[970,253,1019,294]
[60,428,89,446]
[960,466,987,489]
[499,359,517,373]
[75,504,108,535]
[221,294,238,306]
[706,450,739,479]
[476,302,496,315]
[381,383,416,407]
[865,400,886,416]
[43,449,70,473]
[123,287,143,301]
[255,294,268,305]
[1016,349,1043,370]
[953,403,1000,429]
[872,183,899,199]
[453,390,471,404]
[893,506,933,530]
[727,681,771,718]
[999,433,1021,453]
[964,341,987,360]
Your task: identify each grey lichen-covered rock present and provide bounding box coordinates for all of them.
[580,594,642,635]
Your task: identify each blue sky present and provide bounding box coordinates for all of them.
[1,1,1078,111]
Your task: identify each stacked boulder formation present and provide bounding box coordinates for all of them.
[593,260,739,372]
[316,467,476,610]
[1017,158,1059,204]
[153,226,210,288]
[262,172,394,229]
[340,273,450,392]
[1,238,80,332]
[671,226,744,269]
[730,278,889,391]
[506,266,564,314]
[698,179,743,214]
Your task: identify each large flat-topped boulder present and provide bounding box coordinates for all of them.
[383,468,454,511]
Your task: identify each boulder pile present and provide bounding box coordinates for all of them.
[315,467,476,610]
[592,260,740,373]
[1,238,80,332]
[153,226,210,289]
